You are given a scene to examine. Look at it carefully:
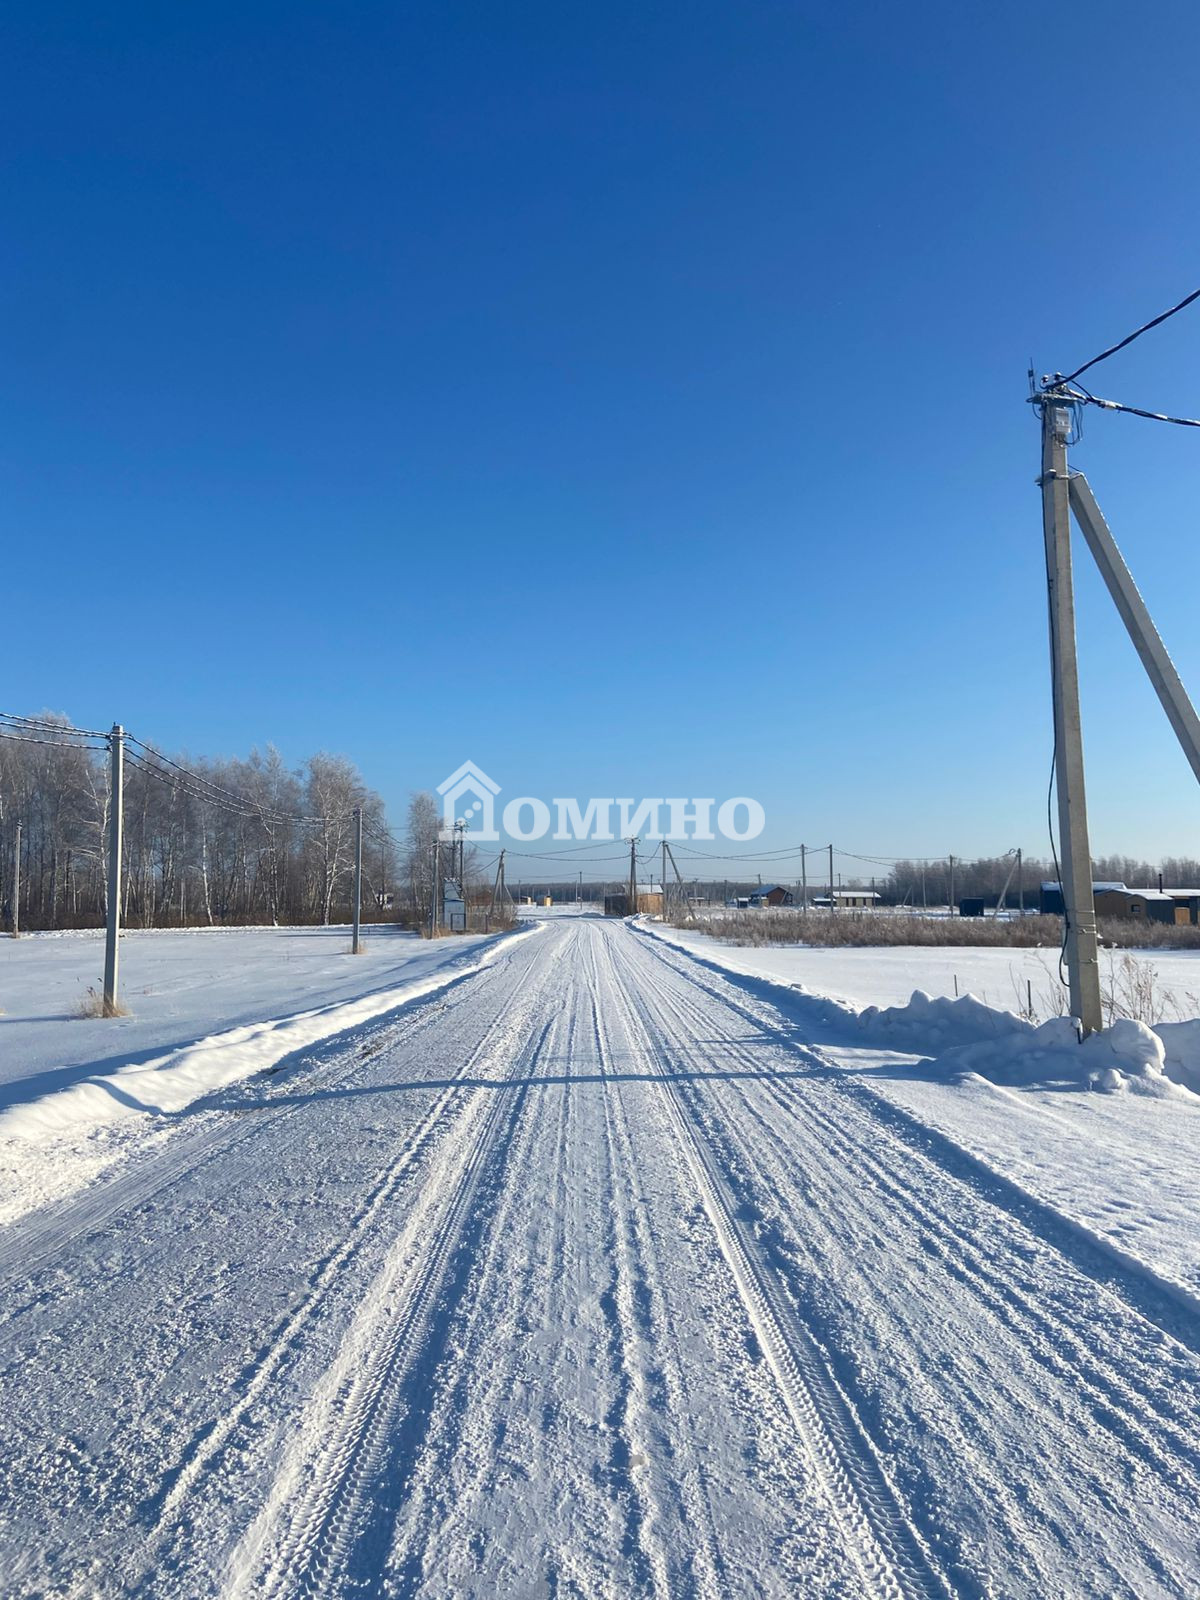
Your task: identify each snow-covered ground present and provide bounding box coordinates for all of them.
[0,924,525,1221]
[642,918,1200,1306]
[1,914,1199,1596]
[645,918,1200,1016]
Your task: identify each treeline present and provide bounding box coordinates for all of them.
[883,854,1200,907]
[0,716,418,930]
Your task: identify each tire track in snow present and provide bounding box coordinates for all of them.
[582,930,730,1600]
[597,929,953,1600]
[227,952,563,1599]
[638,932,1200,1478]
[142,936,556,1560]
[0,952,501,1305]
[642,943,1200,1481]
[637,929,1200,1355]
[374,959,584,1596]
[629,930,1200,1597]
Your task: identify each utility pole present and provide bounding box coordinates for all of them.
[662,840,668,920]
[948,854,955,916]
[1039,388,1103,1034]
[800,844,808,913]
[429,837,440,938]
[11,821,20,937]
[103,724,125,1016]
[828,844,835,912]
[628,837,638,916]
[491,849,506,916]
[1017,848,1024,916]
[352,806,363,954]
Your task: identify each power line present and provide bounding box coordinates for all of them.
[125,750,331,830]
[1067,384,1200,430]
[0,710,111,738]
[0,728,107,751]
[125,738,325,828]
[1056,285,1200,386]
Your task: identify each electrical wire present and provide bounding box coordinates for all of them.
[0,729,108,751]
[0,711,111,739]
[125,736,324,827]
[1063,381,1200,429]
[1056,286,1200,386]
[125,750,333,830]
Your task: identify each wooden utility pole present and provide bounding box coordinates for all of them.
[948,854,955,917]
[628,837,638,916]
[429,837,440,938]
[1039,389,1102,1034]
[661,840,668,919]
[800,844,807,913]
[828,844,835,912]
[103,725,124,1015]
[11,821,19,937]
[352,806,363,954]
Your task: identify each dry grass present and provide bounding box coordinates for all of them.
[73,986,131,1019]
[668,909,1200,952]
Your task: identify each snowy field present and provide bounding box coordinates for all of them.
[0,914,1199,1595]
[0,924,515,1220]
[647,917,1200,1015]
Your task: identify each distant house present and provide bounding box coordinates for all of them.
[603,884,663,917]
[748,884,794,908]
[1039,880,1176,923]
[832,890,881,910]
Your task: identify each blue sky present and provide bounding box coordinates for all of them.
[5,1,1200,869]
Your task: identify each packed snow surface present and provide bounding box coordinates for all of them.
[0,914,1199,1596]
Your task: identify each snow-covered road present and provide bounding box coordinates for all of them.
[2,915,1199,1597]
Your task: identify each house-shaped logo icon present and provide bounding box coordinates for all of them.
[437,760,501,841]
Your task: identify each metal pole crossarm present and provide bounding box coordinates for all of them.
[1067,472,1200,787]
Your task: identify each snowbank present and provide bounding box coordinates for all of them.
[858,992,1187,1097]
[0,925,538,1143]
[638,921,1200,1099]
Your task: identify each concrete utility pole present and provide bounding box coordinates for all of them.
[103,724,125,1016]
[352,806,363,955]
[429,837,440,938]
[491,849,507,916]
[828,844,835,912]
[1068,473,1200,786]
[948,855,955,917]
[1018,848,1024,916]
[800,844,808,913]
[11,821,21,937]
[628,837,638,916]
[1039,390,1103,1034]
[661,840,668,919]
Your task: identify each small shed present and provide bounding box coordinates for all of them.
[959,897,987,918]
[1164,889,1200,926]
[831,890,881,910]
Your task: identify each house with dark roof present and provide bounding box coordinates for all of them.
[1039,881,1176,923]
[747,884,794,908]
